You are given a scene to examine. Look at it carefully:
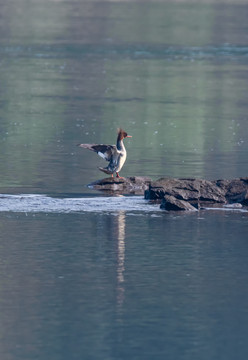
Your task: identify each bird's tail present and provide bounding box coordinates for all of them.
[98,167,113,175]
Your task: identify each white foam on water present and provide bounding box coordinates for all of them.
[0,194,161,214]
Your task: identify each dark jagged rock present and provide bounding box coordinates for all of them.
[145,178,226,203]
[145,177,248,211]
[160,195,198,211]
[216,178,248,204]
[88,176,152,194]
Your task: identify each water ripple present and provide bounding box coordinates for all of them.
[1,44,248,61]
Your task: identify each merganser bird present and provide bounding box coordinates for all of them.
[78,128,132,178]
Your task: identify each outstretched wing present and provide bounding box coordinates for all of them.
[78,144,117,162]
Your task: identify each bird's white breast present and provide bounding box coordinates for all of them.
[116,150,127,172]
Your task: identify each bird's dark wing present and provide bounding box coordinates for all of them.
[78,144,117,162]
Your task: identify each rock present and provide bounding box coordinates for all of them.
[160,195,198,211]
[145,177,248,211]
[88,176,152,194]
[216,177,248,204]
[145,178,226,203]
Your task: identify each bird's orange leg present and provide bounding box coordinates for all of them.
[116,172,123,179]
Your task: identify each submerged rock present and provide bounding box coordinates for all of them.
[88,176,152,194]
[145,177,248,211]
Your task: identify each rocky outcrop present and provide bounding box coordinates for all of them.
[88,176,152,194]
[87,176,248,211]
[145,177,248,211]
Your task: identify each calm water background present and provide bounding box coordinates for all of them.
[0,0,248,359]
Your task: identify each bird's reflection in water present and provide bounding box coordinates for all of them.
[95,209,127,318]
[115,211,126,315]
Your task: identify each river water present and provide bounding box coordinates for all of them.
[0,1,248,359]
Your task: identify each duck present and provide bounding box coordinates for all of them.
[78,128,132,178]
